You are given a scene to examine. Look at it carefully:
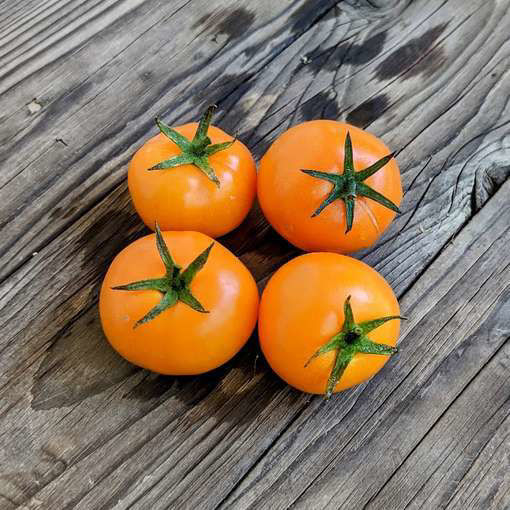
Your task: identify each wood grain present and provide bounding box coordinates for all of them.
[221,179,510,510]
[1,0,510,508]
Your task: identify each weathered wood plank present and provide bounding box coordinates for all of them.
[1,170,508,509]
[218,179,510,510]
[364,342,510,509]
[1,0,510,508]
[1,0,509,295]
[0,0,337,280]
[444,414,510,510]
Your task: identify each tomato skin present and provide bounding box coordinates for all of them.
[100,231,259,375]
[128,123,256,238]
[258,253,400,394]
[258,120,403,253]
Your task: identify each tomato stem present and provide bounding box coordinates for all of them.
[305,295,404,399]
[344,331,358,344]
[301,131,400,233]
[148,105,236,187]
[112,223,213,327]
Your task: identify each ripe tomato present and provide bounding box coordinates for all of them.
[129,106,256,238]
[99,226,259,375]
[258,253,402,397]
[258,121,403,253]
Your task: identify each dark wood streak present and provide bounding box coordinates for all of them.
[375,22,449,80]
[346,93,390,127]
[1,0,510,508]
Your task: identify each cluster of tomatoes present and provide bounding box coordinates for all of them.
[100,106,404,398]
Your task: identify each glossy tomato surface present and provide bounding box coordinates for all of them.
[100,231,259,375]
[129,124,256,238]
[259,253,400,394]
[258,120,402,253]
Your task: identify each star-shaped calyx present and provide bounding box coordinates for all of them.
[305,296,404,399]
[149,105,235,187]
[112,223,213,328]
[301,132,400,233]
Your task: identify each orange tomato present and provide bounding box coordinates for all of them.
[258,253,401,397]
[129,106,256,238]
[258,121,403,253]
[100,227,259,375]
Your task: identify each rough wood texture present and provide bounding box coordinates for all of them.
[1,0,510,508]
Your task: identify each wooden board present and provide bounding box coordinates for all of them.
[1,0,509,508]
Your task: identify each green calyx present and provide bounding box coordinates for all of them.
[112,223,213,328]
[149,105,235,187]
[305,296,404,399]
[301,131,400,233]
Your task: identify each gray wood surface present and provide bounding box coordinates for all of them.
[1,0,509,508]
